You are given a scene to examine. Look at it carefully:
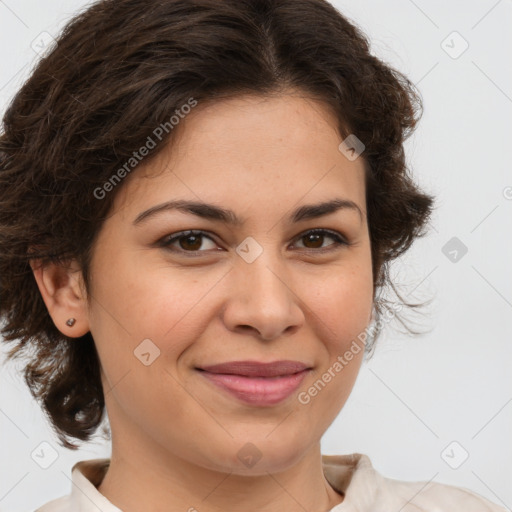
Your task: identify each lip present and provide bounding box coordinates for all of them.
[198,360,310,377]
[196,360,312,406]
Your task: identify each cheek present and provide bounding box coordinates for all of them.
[86,253,208,419]
[303,264,373,348]
[293,269,372,430]
[87,250,224,365]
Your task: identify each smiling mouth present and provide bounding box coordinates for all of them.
[197,359,312,378]
[196,363,312,406]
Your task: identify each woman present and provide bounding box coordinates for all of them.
[0,0,506,511]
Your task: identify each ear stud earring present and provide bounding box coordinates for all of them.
[66,318,76,327]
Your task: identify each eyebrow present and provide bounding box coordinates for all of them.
[133,198,363,226]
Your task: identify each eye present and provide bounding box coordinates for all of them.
[157,228,349,256]
[292,228,349,251]
[158,230,220,254]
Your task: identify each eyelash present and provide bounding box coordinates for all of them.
[157,228,350,256]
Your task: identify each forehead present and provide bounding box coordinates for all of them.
[112,93,367,221]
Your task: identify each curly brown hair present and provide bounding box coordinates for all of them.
[0,0,434,449]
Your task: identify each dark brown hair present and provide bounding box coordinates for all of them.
[0,0,434,449]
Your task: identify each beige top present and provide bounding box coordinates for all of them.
[35,453,507,511]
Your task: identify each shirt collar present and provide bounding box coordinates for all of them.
[322,453,381,511]
[69,453,378,511]
[70,458,122,512]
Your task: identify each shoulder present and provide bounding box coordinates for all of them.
[34,494,71,512]
[323,453,507,512]
[378,474,508,511]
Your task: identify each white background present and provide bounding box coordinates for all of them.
[0,1,511,510]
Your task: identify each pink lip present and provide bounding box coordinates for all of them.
[197,360,312,406]
[199,369,310,406]
[199,360,310,377]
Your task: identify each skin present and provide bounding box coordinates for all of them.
[31,92,374,512]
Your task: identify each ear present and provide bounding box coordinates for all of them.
[29,258,90,338]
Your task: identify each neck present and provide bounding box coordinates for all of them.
[97,431,344,512]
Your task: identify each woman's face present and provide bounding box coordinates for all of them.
[84,93,374,474]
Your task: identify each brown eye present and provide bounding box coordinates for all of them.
[293,229,348,251]
[178,233,203,251]
[158,228,348,256]
[302,232,324,249]
[159,230,219,253]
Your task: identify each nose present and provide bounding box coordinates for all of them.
[221,253,305,341]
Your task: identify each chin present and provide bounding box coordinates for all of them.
[200,435,312,476]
